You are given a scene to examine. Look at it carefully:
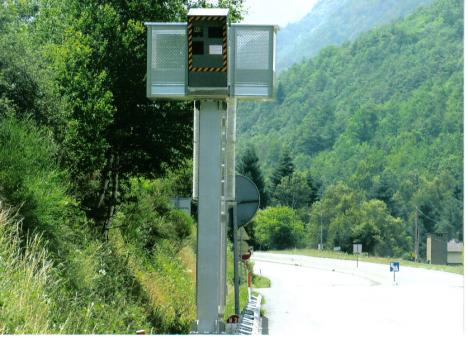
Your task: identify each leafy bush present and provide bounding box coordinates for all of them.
[253,206,305,250]
[115,177,195,254]
[307,183,411,256]
[0,116,88,253]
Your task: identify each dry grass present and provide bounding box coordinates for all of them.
[109,231,196,333]
[178,245,196,281]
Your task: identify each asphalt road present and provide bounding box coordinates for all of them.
[252,252,464,337]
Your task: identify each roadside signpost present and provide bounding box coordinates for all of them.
[353,243,362,268]
[390,261,400,284]
[145,8,277,334]
[232,174,260,316]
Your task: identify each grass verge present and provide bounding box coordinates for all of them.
[270,248,463,275]
[252,273,271,288]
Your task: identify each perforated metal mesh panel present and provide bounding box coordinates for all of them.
[235,30,270,70]
[230,25,276,99]
[147,24,187,98]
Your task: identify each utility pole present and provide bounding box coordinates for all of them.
[320,209,323,251]
[414,207,419,262]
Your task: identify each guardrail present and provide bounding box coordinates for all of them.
[238,295,262,335]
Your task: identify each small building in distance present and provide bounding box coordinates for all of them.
[426,233,448,265]
[447,239,463,265]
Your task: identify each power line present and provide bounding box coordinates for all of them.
[415,207,439,223]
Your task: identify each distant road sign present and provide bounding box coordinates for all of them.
[353,244,362,254]
[390,262,400,272]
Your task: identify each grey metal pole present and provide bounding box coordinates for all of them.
[192,102,199,201]
[196,100,224,334]
[223,98,236,315]
[239,223,243,282]
[232,204,240,316]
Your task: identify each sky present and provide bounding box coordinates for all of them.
[242,0,319,27]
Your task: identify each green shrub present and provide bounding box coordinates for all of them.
[0,118,196,333]
[252,206,305,250]
[0,116,87,254]
[115,177,194,254]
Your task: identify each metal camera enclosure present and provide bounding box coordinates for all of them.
[145,9,277,101]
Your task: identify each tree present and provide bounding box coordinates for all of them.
[352,200,409,256]
[409,171,463,258]
[237,144,268,208]
[193,0,246,21]
[0,1,65,128]
[236,0,463,258]
[307,183,410,256]
[276,82,286,104]
[305,172,321,205]
[32,0,245,237]
[271,171,310,209]
[307,183,362,252]
[270,149,294,191]
[253,206,305,250]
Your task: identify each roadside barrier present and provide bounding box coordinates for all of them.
[239,294,262,335]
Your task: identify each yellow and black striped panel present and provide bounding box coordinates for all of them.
[188,16,228,73]
[188,18,194,70]
[222,25,227,72]
[189,16,226,21]
[191,67,225,72]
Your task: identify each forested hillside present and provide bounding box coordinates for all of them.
[0,0,244,334]
[277,0,434,70]
[238,0,463,257]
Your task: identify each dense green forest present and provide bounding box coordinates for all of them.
[238,0,463,259]
[0,0,245,334]
[277,0,434,70]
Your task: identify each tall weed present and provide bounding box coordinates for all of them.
[0,204,55,333]
[0,117,197,333]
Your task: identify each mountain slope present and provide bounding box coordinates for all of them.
[237,0,463,238]
[277,0,434,71]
